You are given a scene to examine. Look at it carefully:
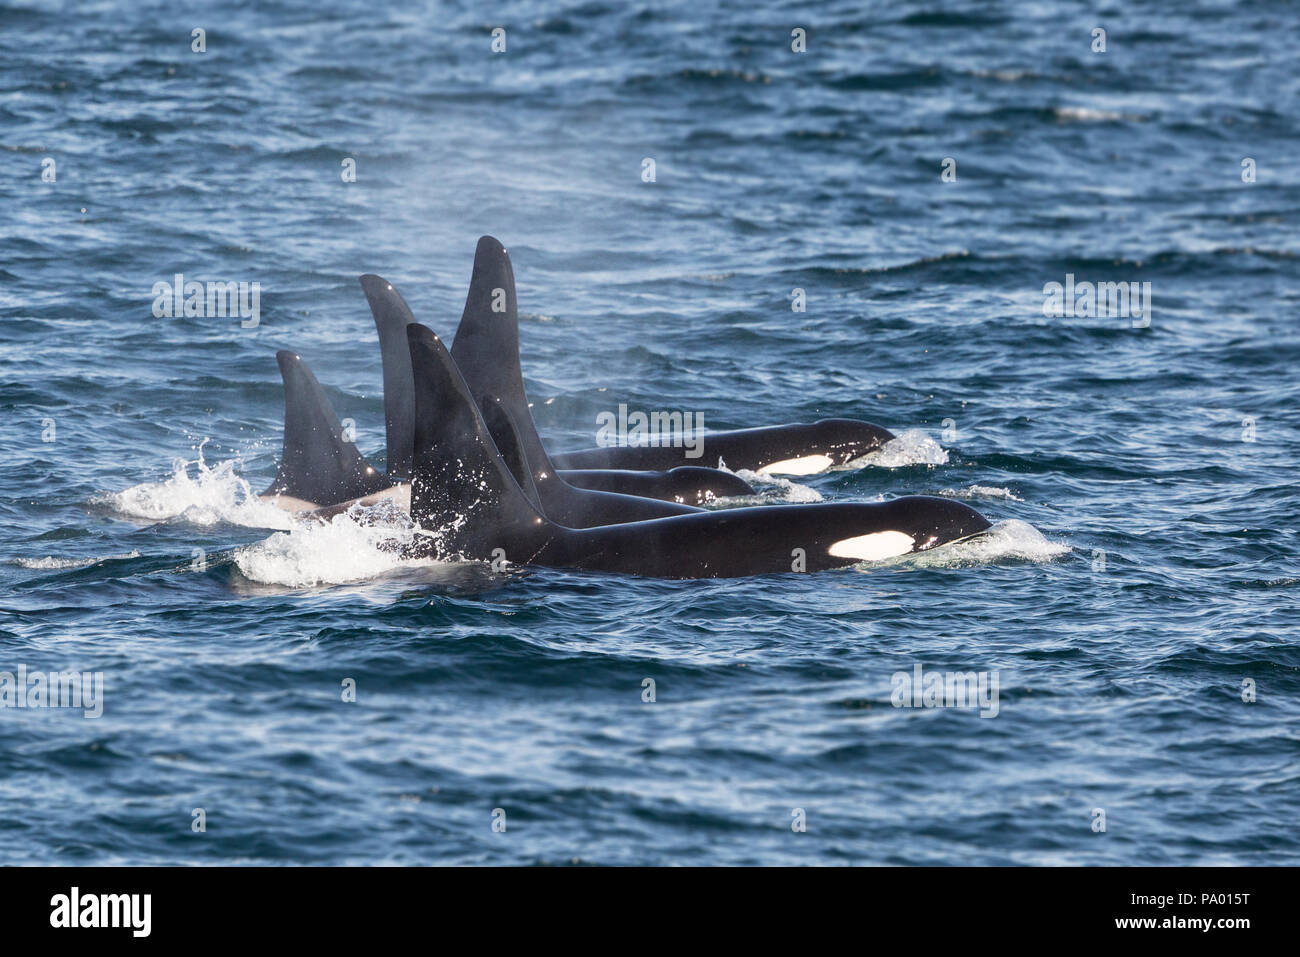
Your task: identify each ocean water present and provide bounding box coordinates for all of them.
[1,0,1297,865]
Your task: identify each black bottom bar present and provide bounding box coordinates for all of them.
[2,865,1278,943]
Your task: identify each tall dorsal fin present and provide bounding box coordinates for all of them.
[444,239,703,526]
[263,351,392,506]
[449,236,560,483]
[360,274,417,480]
[406,323,546,555]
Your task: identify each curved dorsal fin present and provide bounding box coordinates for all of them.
[263,351,392,506]
[360,274,417,480]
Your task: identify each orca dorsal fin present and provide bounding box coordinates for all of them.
[360,274,417,480]
[480,396,545,513]
[449,236,563,485]
[263,350,392,506]
[406,323,547,555]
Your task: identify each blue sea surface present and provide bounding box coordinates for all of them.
[1,0,1297,865]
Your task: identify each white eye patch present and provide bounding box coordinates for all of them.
[827,531,915,561]
[757,454,834,476]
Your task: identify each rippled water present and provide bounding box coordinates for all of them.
[2,0,1297,865]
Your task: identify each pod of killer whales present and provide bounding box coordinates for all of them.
[257,236,992,579]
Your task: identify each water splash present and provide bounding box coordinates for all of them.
[941,484,1025,502]
[844,429,949,469]
[102,442,293,530]
[731,468,824,503]
[887,519,1070,569]
[10,550,142,570]
[232,502,429,587]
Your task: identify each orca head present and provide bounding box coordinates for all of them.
[756,419,897,475]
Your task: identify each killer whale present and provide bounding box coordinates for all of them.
[361,242,753,505]
[261,348,548,520]
[259,291,741,521]
[260,350,394,511]
[404,322,992,578]
[556,467,752,506]
[550,417,896,476]
[427,241,893,477]
[360,260,749,527]
[444,239,756,500]
[363,274,695,525]
[445,240,752,522]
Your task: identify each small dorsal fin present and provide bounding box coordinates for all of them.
[480,396,544,513]
[360,274,417,480]
[263,351,392,506]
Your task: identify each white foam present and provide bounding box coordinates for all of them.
[232,502,428,587]
[1053,106,1128,123]
[11,550,141,570]
[940,485,1024,502]
[896,519,1069,569]
[731,469,824,503]
[844,429,949,469]
[103,442,294,530]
